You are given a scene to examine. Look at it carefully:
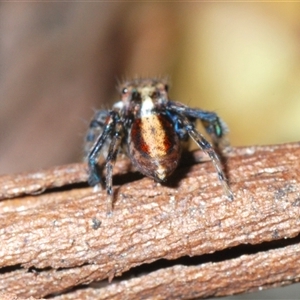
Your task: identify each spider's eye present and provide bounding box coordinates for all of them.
[122,87,128,94]
[131,89,139,100]
[151,91,158,98]
[164,84,169,92]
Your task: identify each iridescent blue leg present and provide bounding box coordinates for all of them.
[165,111,188,140]
[167,101,229,147]
[167,104,234,200]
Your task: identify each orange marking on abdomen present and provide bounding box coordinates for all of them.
[131,114,175,158]
[141,115,168,157]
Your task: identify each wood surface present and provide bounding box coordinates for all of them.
[0,142,300,299]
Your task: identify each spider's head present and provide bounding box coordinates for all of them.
[119,78,169,111]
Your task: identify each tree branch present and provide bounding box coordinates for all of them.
[0,143,300,299]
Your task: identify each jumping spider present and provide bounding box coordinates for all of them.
[85,78,233,213]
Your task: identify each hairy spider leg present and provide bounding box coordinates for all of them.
[183,118,234,200]
[84,110,110,159]
[87,111,117,187]
[105,121,123,214]
[165,111,189,141]
[168,106,233,201]
[167,101,229,147]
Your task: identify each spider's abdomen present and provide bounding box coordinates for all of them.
[129,114,181,182]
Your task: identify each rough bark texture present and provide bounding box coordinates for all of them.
[0,143,300,299]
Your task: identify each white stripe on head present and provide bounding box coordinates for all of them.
[112,101,124,110]
[141,96,154,117]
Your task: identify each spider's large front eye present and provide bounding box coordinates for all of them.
[131,89,140,100]
[151,91,159,98]
[122,87,128,94]
[164,84,169,92]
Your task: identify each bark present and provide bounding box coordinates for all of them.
[0,143,300,299]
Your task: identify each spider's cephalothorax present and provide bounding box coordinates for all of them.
[85,78,233,213]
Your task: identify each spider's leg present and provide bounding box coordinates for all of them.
[184,120,234,200]
[87,111,116,187]
[84,110,110,159]
[167,101,229,148]
[105,121,123,214]
[165,111,188,140]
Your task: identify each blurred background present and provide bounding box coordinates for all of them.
[1,2,300,175]
[1,2,300,298]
